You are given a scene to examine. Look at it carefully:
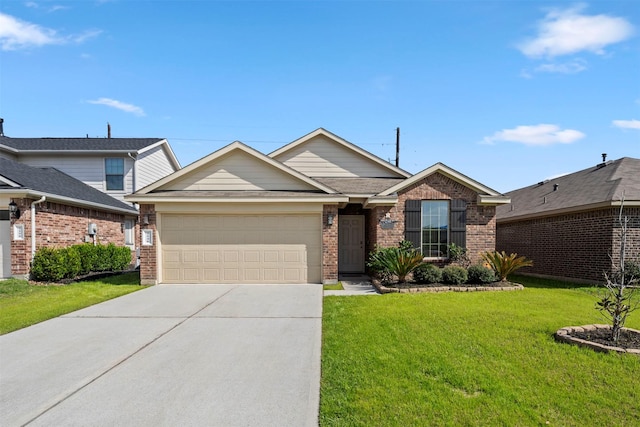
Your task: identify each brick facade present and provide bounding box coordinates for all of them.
[369,173,498,265]
[497,207,640,283]
[9,197,138,277]
[322,205,339,283]
[139,204,158,285]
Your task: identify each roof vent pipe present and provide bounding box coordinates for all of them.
[553,184,559,191]
[602,153,607,162]
[0,118,4,136]
[108,122,111,139]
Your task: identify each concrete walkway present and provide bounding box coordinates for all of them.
[0,285,322,427]
[324,275,379,296]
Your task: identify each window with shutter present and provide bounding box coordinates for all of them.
[404,199,467,258]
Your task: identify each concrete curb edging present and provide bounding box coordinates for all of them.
[372,282,524,294]
[554,324,640,355]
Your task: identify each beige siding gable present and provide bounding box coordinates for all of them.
[137,145,178,189]
[161,150,319,191]
[276,134,401,178]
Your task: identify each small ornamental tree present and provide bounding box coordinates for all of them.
[596,196,639,344]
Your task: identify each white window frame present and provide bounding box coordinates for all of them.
[124,219,135,246]
[105,158,125,191]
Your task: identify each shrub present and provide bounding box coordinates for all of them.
[481,251,533,282]
[94,244,112,272]
[441,265,468,285]
[73,243,98,275]
[367,241,423,284]
[62,246,82,279]
[467,265,496,284]
[413,263,442,284]
[108,244,132,271]
[31,247,66,282]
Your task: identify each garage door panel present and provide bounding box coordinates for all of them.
[161,214,321,284]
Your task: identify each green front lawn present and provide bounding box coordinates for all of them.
[320,275,640,426]
[0,272,144,335]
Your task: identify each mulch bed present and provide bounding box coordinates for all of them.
[555,325,640,355]
[373,281,523,294]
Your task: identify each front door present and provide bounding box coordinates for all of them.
[338,215,365,273]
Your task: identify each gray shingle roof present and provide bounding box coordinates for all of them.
[312,177,406,195]
[0,136,163,151]
[497,157,640,221]
[0,158,138,214]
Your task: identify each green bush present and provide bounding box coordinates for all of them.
[467,265,496,284]
[441,265,468,285]
[63,246,82,279]
[30,244,132,282]
[73,243,98,275]
[30,247,67,282]
[413,263,442,284]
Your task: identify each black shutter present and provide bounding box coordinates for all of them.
[450,199,467,248]
[404,200,421,250]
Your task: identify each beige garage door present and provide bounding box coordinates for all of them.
[160,214,321,284]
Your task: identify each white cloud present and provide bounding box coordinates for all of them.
[518,4,634,58]
[483,124,585,146]
[535,59,587,74]
[25,2,68,12]
[613,119,640,130]
[0,12,59,50]
[0,12,99,51]
[88,98,146,117]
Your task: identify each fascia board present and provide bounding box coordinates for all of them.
[134,141,337,195]
[269,128,412,178]
[380,163,501,196]
[478,195,511,206]
[0,189,138,215]
[125,195,350,204]
[0,144,19,153]
[496,200,639,224]
[137,139,182,169]
[0,176,21,187]
[363,195,399,208]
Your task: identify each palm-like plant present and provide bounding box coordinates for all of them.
[481,251,533,282]
[368,241,424,284]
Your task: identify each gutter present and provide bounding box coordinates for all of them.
[31,196,46,260]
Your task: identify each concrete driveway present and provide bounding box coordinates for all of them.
[0,284,322,427]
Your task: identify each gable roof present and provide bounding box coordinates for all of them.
[497,157,640,222]
[0,136,181,169]
[128,141,348,203]
[269,128,411,178]
[0,158,138,215]
[377,162,510,205]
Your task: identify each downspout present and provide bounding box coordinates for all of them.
[31,196,46,260]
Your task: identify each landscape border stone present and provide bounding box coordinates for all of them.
[373,282,524,294]
[554,324,640,355]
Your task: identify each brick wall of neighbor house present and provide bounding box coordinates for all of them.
[139,204,158,285]
[322,205,339,283]
[371,173,496,265]
[9,198,137,276]
[495,207,640,282]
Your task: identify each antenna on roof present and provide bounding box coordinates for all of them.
[602,153,607,162]
[107,122,111,139]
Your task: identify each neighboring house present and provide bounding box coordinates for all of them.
[0,135,180,205]
[496,157,640,283]
[126,128,510,285]
[0,158,141,278]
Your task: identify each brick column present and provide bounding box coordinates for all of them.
[322,205,338,283]
[139,204,158,285]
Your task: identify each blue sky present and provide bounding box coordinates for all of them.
[1,0,638,193]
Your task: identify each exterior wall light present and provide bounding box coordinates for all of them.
[9,201,20,219]
[327,214,334,226]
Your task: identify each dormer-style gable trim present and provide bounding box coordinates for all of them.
[134,140,338,195]
[378,162,510,205]
[269,128,411,178]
